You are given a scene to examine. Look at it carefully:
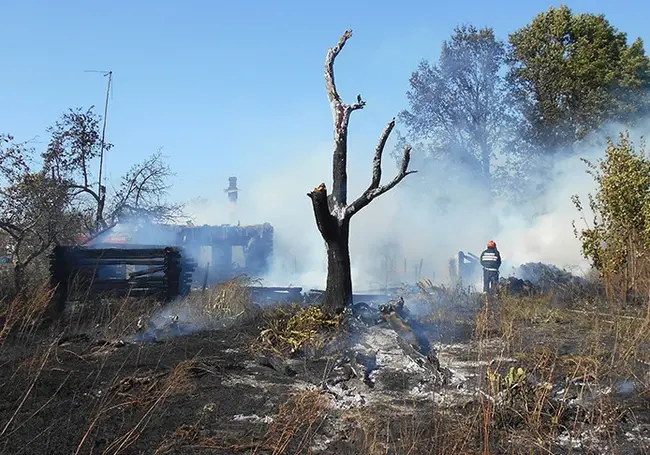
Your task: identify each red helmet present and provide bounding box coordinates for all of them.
[487,240,496,249]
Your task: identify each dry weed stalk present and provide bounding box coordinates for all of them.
[341,404,480,454]
[76,360,203,455]
[254,389,329,455]
[0,341,55,440]
[189,276,259,323]
[473,288,650,453]
[0,281,54,345]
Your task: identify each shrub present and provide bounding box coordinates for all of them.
[573,132,650,302]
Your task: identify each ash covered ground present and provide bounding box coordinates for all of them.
[1,268,650,455]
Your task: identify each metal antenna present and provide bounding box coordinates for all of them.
[84,70,113,199]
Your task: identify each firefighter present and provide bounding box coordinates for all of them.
[480,240,501,293]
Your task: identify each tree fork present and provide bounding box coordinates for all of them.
[310,30,417,315]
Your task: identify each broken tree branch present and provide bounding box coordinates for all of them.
[67,183,101,203]
[307,183,338,240]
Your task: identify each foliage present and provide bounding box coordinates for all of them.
[0,135,30,183]
[0,169,75,288]
[42,106,111,185]
[399,25,512,198]
[41,106,182,232]
[0,106,182,290]
[572,132,650,300]
[508,5,650,152]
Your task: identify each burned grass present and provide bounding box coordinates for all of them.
[2,278,650,454]
[464,292,650,453]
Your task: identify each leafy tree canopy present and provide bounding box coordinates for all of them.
[508,5,650,152]
[399,25,513,200]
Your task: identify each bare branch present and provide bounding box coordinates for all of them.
[350,94,366,111]
[0,221,25,239]
[369,118,396,189]
[67,183,100,203]
[105,152,181,224]
[346,139,417,219]
[325,30,353,106]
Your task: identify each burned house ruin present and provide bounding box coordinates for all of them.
[448,251,481,286]
[174,222,274,285]
[49,177,275,306]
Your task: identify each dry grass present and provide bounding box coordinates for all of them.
[4,273,650,454]
[254,389,329,455]
[75,359,209,455]
[0,281,55,346]
[251,304,343,357]
[153,389,329,455]
[465,292,650,453]
[181,276,260,325]
[323,285,650,454]
[340,404,481,455]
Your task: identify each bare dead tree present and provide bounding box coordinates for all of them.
[105,151,184,225]
[309,30,417,315]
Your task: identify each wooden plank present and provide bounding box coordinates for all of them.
[72,260,166,267]
[80,282,168,291]
[63,247,175,259]
[128,266,167,278]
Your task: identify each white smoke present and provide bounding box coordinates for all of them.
[184,119,650,292]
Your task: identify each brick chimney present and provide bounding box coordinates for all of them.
[225,177,239,225]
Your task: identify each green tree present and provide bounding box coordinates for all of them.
[43,107,182,235]
[399,25,512,199]
[508,6,650,152]
[572,133,650,301]
[0,162,73,290]
[43,106,112,230]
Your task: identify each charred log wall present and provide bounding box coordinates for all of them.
[177,223,273,285]
[49,245,197,313]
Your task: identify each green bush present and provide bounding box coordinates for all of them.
[572,132,650,301]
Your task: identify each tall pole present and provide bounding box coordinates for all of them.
[97,71,112,199]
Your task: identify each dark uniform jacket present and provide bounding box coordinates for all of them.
[480,247,502,271]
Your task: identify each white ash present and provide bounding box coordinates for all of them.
[556,425,611,452]
[624,424,650,443]
[232,414,274,424]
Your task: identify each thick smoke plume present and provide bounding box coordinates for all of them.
[184,119,650,292]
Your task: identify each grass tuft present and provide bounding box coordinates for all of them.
[252,304,342,357]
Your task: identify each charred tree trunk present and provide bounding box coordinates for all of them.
[310,30,417,316]
[308,183,353,313]
[324,225,352,311]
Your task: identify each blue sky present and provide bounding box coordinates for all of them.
[1,0,647,206]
